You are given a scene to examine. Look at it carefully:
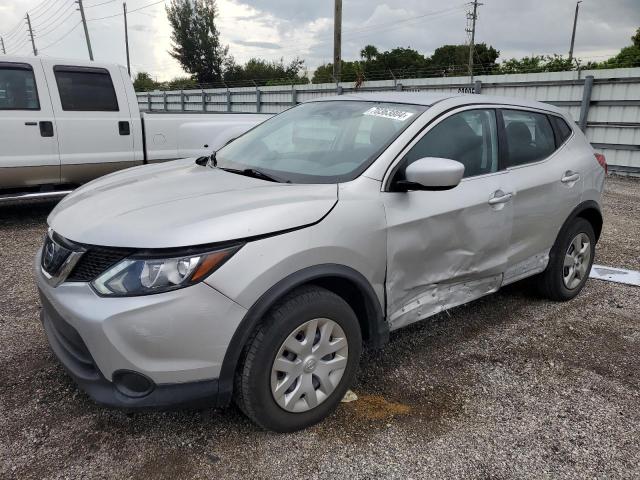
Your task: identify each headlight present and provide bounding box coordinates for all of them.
[91,246,240,296]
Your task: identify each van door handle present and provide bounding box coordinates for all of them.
[488,191,513,205]
[25,121,38,126]
[118,121,130,135]
[39,121,54,137]
[561,171,580,183]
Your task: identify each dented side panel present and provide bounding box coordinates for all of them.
[382,172,513,330]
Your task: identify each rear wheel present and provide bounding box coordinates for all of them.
[234,286,362,432]
[536,218,595,301]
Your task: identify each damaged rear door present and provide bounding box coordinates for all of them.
[382,107,513,330]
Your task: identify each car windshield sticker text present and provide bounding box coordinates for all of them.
[363,106,414,122]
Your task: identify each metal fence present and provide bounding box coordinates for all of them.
[137,68,640,174]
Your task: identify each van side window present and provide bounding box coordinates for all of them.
[502,110,555,167]
[53,66,119,112]
[550,115,573,145]
[0,63,40,110]
[401,109,499,178]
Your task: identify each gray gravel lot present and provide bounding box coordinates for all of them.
[1,175,639,479]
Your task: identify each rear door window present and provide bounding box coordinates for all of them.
[53,66,119,111]
[0,63,40,110]
[502,110,555,167]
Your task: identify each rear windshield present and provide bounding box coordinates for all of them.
[215,101,427,183]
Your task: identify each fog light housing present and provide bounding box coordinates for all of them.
[112,370,155,398]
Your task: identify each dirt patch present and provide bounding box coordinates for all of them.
[345,394,412,420]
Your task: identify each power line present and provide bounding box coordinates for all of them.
[85,0,116,7]
[32,1,76,34]
[87,0,165,21]
[36,10,78,39]
[29,0,57,16]
[31,0,71,22]
[40,21,82,51]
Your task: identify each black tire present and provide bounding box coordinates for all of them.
[234,285,362,432]
[536,217,596,301]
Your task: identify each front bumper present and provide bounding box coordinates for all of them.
[35,248,248,408]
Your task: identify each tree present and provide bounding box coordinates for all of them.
[133,72,158,91]
[430,43,500,76]
[166,0,229,84]
[584,27,640,69]
[360,45,379,62]
[224,57,308,86]
[497,54,573,74]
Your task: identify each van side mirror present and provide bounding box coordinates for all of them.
[394,157,465,191]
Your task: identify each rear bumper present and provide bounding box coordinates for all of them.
[40,292,223,409]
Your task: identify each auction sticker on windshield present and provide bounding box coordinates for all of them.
[363,106,415,121]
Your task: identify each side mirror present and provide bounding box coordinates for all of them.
[396,157,465,191]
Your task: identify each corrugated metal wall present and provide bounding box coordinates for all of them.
[137,68,640,173]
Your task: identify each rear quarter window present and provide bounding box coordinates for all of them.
[53,66,119,112]
[550,115,573,145]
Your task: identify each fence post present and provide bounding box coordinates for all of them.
[226,89,231,112]
[579,75,594,132]
[180,90,185,111]
[255,87,261,113]
[201,89,206,111]
[474,80,482,94]
[163,91,168,111]
[291,86,297,106]
[147,93,151,111]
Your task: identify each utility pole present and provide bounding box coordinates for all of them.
[0,37,5,55]
[568,1,582,63]
[77,0,94,60]
[466,0,480,83]
[123,2,130,74]
[333,0,342,84]
[26,13,37,56]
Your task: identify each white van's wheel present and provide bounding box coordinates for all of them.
[234,286,361,432]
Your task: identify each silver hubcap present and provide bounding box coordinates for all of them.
[563,232,591,289]
[270,318,349,413]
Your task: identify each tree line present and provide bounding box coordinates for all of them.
[133,0,640,91]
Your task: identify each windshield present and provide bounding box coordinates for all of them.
[215,101,427,183]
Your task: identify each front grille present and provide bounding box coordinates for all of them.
[67,246,132,282]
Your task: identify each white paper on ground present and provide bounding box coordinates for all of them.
[590,264,640,287]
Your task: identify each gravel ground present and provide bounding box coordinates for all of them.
[1,175,639,479]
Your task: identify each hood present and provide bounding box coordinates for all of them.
[49,159,337,248]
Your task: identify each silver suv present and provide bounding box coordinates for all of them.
[36,93,606,432]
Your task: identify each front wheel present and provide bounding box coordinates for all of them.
[234,286,362,432]
[536,217,596,301]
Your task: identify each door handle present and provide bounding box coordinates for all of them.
[488,191,513,205]
[39,121,54,137]
[561,171,580,183]
[118,121,130,135]
[24,121,38,126]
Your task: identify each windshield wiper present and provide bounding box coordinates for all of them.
[218,167,287,183]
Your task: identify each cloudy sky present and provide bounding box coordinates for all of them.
[1,0,638,81]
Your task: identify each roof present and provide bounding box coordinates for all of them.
[310,91,565,115]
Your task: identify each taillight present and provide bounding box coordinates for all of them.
[595,153,607,175]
